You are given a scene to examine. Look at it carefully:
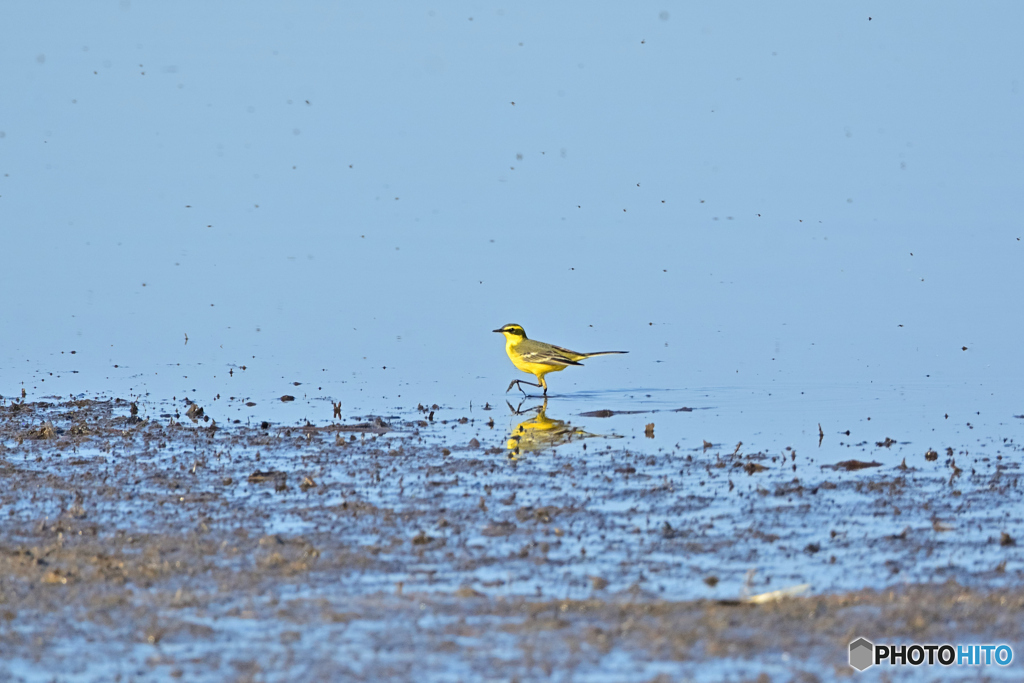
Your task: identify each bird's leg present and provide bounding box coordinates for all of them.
[506,398,534,415]
[506,379,541,395]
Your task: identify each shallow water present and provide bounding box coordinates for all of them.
[2,2,1022,414]
[2,2,1023,680]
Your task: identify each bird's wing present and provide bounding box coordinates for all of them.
[518,341,584,367]
[547,343,589,362]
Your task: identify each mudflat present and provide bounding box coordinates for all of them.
[2,398,1021,680]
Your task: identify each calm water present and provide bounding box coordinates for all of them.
[3,8,1024,679]
[2,2,1022,444]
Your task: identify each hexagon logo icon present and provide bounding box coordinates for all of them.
[849,637,874,671]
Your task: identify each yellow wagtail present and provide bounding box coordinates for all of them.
[492,323,627,395]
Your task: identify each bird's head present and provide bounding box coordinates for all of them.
[493,323,528,341]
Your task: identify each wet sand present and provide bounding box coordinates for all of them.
[2,398,1022,681]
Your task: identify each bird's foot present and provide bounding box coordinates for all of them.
[506,379,540,395]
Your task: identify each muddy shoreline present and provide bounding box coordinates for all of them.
[2,397,1022,680]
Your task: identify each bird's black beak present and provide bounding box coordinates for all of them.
[492,328,505,333]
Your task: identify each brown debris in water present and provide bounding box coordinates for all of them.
[823,460,883,472]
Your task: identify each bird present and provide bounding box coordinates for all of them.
[492,323,627,395]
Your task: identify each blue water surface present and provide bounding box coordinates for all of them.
[1,1,1021,447]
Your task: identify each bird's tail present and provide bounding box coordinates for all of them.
[581,351,628,358]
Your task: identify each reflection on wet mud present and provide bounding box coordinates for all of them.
[504,398,620,456]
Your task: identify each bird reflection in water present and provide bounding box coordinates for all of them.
[505,398,620,458]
